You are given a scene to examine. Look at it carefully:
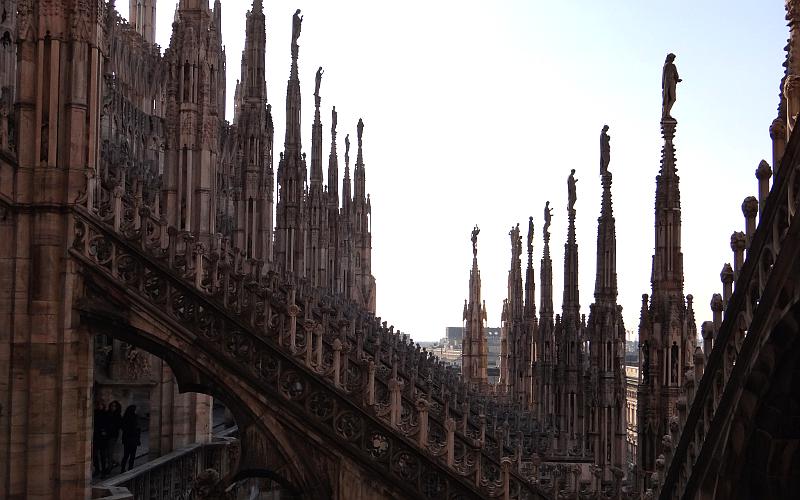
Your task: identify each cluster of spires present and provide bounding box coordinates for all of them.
[460,54,695,482]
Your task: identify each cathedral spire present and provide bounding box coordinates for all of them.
[525,217,537,321]
[540,201,554,321]
[652,54,684,296]
[240,0,266,102]
[563,169,580,317]
[284,9,303,153]
[328,107,340,206]
[354,118,366,201]
[342,134,352,213]
[463,226,488,388]
[595,125,617,301]
[130,0,157,43]
[310,67,324,188]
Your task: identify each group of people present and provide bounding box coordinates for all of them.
[93,400,142,477]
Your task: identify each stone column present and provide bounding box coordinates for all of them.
[148,359,212,458]
[0,3,104,498]
[730,232,746,281]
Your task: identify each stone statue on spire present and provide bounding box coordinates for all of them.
[331,106,337,135]
[357,118,364,148]
[315,66,324,98]
[345,134,350,166]
[543,201,552,237]
[568,169,578,212]
[600,125,610,174]
[291,9,303,57]
[527,217,534,255]
[662,53,681,119]
[471,225,480,257]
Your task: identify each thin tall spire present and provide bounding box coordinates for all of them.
[354,118,366,201]
[310,67,324,187]
[327,106,339,205]
[342,134,352,213]
[652,52,684,295]
[540,201,554,321]
[284,9,303,153]
[563,170,580,317]
[463,225,488,388]
[595,126,617,301]
[525,216,537,322]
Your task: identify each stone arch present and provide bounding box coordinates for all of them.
[79,289,331,499]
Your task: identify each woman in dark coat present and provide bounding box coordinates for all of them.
[104,400,122,475]
[120,405,141,473]
[93,400,108,476]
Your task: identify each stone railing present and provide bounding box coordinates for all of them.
[655,126,800,497]
[92,437,238,500]
[71,189,552,498]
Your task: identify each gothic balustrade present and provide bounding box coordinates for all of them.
[656,126,800,498]
[72,178,552,499]
[94,438,238,500]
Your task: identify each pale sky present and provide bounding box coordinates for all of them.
[118,1,787,342]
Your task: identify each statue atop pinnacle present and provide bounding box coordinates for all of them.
[315,66,323,98]
[661,53,681,120]
[600,125,610,174]
[527,217,534,255]
[291,9,303,59]
[543,201,552,238]
[357,118,364,148]
[471,225,480,257]
[568,169,578,213]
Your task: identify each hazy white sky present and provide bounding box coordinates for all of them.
[119,0,787,342]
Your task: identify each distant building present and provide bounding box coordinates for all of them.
[625,365,639,468]
[446,326,502,383]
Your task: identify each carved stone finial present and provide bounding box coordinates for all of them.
[755,159,773,180]
[662,53,681,119]
[720,263,734,284]
[730,231,746,251]
[741,196,758,218]
[191,469,231,500]
[710,293,724,313]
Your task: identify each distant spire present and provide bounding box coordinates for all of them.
[594,126,618,301]
[310,67,323,187]
[354,118,366,201]
[463,226,488,387]
[563,170,580,316]
[284,10,302,151]
[651,113,684,295]
[327,106,339,205]
[524,217,537,321]
[540,201,554,321]
[342,134,352,213]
